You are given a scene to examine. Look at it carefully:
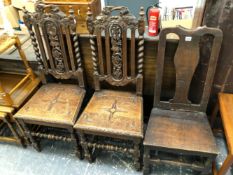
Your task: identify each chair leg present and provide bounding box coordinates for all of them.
[68,128,83,160]
[18,119,41,152]
[143,147,150,175]
[201,157,212,175]
[213,161,218,175]
[79,132,93,163]
[3,116,26,147]
[217,154,233,175]
[133,139,141,171]
[210,102,219,128]
[14,118,30,145]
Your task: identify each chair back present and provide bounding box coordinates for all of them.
[154,26,223,112]
[87,6,145,95]
[23,2,84,87]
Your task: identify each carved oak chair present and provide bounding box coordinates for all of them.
[74,6,145,170]
[14,3,85,156]
[0,34,40,146]
[143,26,223,174]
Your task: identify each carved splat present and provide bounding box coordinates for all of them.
[154,26,223,112]
[110,24,123,80]
[23,2,84,87]
[45,21,66,73]
[86,6,145,95]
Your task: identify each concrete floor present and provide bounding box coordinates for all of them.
[0,136,231,175]
[0,34,233,175]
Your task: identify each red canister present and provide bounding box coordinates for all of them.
[148,7,160,36]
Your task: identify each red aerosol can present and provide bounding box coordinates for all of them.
[146,3,161,36]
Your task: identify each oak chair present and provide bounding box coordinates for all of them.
[74,6,145,170]
[211,93,233,175]
[143,26,223,174]
[14,2,85,157]
[0,34,40,146]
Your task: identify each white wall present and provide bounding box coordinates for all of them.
[101,0,105,9]
[160,0,197,8]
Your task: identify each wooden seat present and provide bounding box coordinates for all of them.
[75,90,143,138]
[145,108,218,156]
[143,26,223,175]
[74,6,145,170]
[212,93,233,175]
[15,84,85,126]
[14,2,85,155]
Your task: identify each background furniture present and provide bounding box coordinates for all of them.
[74,6,145,170]
[0,34,40,146]
[143,26,223,174]
[0,34,39,108]
[212,93,233,175]
[43,0,101,34]
[14,3,85,156]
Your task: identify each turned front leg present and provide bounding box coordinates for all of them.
[79,132,93,162]
[18,120,41,152]
[143,147,150,175]
[68,128,83,159]
[133,139,141,171]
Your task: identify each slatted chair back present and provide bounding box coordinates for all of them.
[86,6,145,95]
[154,26,222,112]
[23,2,84,87]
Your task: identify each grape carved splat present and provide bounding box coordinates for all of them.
[46,22,65,73]
[110,24,123,80]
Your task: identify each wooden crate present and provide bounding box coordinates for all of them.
[43,0,101,34]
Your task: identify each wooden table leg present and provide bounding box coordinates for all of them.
[218,154,233,175]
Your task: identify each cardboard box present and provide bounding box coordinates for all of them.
[12,0,36,12]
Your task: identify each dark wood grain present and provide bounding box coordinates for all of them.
[143,26,223,175]
[74,6,145,170]
[14,3,85,156]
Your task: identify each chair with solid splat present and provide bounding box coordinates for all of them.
[143,26,223,174]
